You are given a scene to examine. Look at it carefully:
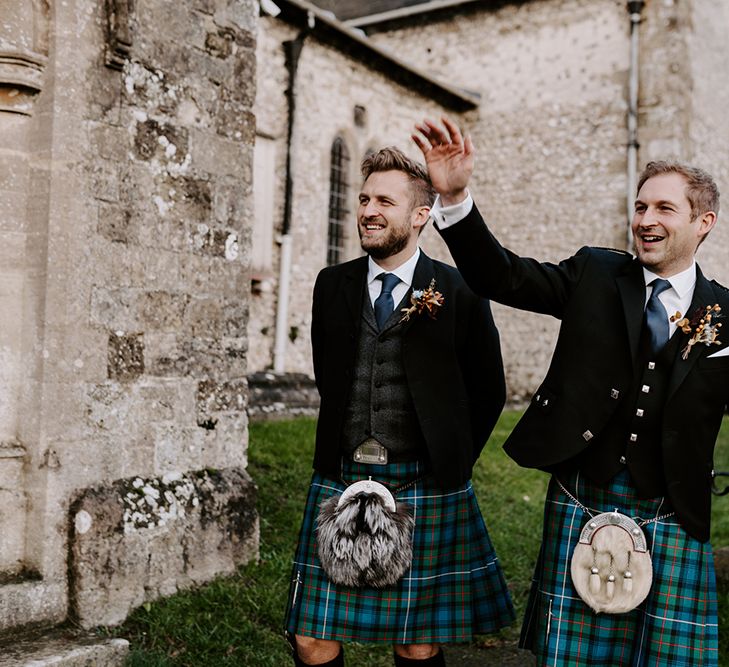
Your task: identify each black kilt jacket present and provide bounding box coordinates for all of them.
[439,204,729,542]
[311,251,506,490]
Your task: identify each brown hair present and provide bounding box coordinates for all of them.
[361,147,436,209]
[637,161,720,219]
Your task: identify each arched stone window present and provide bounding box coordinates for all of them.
[327,137,350,266]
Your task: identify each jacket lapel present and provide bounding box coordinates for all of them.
[616,259,647,366]
[667,266,717,398]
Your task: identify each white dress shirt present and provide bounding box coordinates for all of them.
[430,192,474,230]
[367,247,421,309]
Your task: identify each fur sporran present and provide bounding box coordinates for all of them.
[316,481,414,588]
[570,510,653,614]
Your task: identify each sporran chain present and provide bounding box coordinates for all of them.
[556,478,675,526]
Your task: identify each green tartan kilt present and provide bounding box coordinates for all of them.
[521,469,718,666]
[285,458,515,644]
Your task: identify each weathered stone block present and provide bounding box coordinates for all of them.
[205,29,235,59]
[203,412,248,469]
[97,202,131,244]
[214,99,256,142]
[89,162,121,203]
[214,0,258,34]
[138,290,189,331]
[144,334,244,379]
[0,634,129,667]
[133,118,190,163]
[223,300,248,336]
[0,488,26,572]
[122,61,180,116]
[197,378,248,416]
[185,297,223,337]
[152,423,204,473]
[91,288,136,330]
[88,123,126,162]
[107,332,144,381]
[212,174,253,225]
[174,175,212,223]
[69,468,258,628]
[126,247,182,290]
[0,580,66,635]
[189,224,238,259]
[222,49,256,107]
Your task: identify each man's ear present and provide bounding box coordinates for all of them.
[412,206,431,230]
[697,210,717,239]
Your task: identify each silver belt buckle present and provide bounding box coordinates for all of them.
[352,439,388,465]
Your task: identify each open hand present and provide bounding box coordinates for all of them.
[412,116,474,206]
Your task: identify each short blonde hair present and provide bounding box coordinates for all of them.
[361,147,436,209]
[638,161,720,219]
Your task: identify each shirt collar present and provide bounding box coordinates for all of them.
[642,261,696,300]
[367,247,421,287]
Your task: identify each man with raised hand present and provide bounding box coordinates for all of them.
[413,116,726,666]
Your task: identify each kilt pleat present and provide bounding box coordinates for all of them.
[285,459,515,644]
[520,469,718,666]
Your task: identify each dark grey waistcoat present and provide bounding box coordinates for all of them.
[340,291,427,458]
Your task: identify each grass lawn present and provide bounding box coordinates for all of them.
[119,412,729,666]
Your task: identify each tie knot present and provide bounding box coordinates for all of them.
[650,278,671,298]
[378,273,400,294]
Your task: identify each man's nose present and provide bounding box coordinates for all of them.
[639,207,659,226]
[362,201,379,218]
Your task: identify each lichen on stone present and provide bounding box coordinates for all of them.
[121,473,199,533]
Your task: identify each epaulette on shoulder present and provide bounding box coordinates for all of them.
[594,246,632,256]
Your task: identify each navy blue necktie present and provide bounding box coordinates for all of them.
[374,273,400,330]
[645,278,672,355]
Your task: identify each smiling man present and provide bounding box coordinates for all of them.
[283,146,514,666]
[413,117,729,667]
[633,166,717,276]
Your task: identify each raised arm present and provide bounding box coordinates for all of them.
[412,116,584,318]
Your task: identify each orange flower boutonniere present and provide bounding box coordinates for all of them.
[671,304,723,360]
[400,279,444,323]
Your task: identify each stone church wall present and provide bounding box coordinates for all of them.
[0,0,259,632]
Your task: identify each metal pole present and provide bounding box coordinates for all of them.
[626,1,645,251]
[273,34,305,373]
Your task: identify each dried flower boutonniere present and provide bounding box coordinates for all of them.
[671,304,723,360]
[400,279,444,323]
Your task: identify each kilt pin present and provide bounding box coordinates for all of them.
[285,459,515,644]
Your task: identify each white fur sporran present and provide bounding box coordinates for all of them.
[316,479,415,588]
[570,510,653,614]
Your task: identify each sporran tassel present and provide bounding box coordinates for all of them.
[589,566,600,594]
[606,574,615,599]
[623,570,633,593]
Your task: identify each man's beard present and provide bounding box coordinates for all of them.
[359,220,410,259]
